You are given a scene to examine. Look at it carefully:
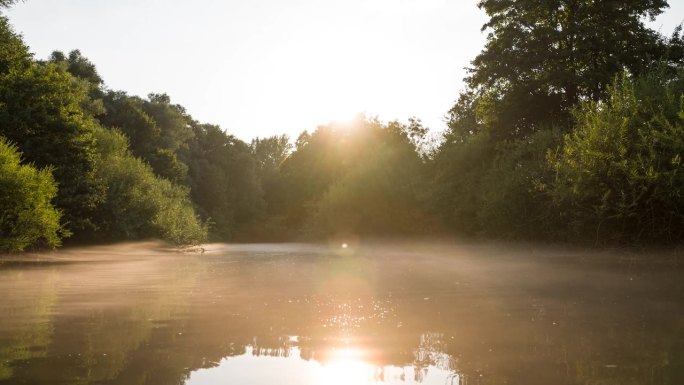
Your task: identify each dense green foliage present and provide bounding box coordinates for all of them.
[91,127,207,244]
[269,117,432,238]
[478,129,562,238]
[550,69,684,243]
[456,0,671,140]
[0,20,103,235]
[99,92,191,183]
[1,0,684,249]
[0,16,209,248]
[0,137,63,252]
[432,0,684,245]
[0,60,103,236]
[0,16,29,73]
[184,123,263,240]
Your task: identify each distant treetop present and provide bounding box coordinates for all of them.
[0,0,20,9]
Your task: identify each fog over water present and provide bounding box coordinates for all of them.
[0,241,682,384]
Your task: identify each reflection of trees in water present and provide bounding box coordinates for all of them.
[412,332,456,383]
[249,335,297,358]
[239,331,462,384]
[0,270,58,380]
[0,256,205,385]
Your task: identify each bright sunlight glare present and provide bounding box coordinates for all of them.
[314,348,377,385]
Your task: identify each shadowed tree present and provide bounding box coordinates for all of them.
[183,123,263,240]
[99,91,160,159]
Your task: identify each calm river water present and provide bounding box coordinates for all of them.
[0,241,682,385]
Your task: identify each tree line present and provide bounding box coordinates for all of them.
[1,0,683,252]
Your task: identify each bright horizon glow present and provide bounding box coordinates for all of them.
[5,0,683,141]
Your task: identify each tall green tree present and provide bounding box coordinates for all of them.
[251,135,291,175]
[183,123,263,240]
[433,1,682,242]
[450,0,671,140]
[99,92,192,183]
[99,91,160,159]
[0,65,103,234]
[48,50,103,87]
[48,50,106,117]
[141,93,193,182]
[0,19,103,234]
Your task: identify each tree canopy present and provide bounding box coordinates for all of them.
[450,0,675,140]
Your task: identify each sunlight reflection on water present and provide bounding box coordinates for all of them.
[186,345,460,385]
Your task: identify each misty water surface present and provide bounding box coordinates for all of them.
[0,242,682,385]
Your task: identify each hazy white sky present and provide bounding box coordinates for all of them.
[5,0,684,141]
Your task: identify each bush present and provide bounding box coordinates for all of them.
[551,68,684,243]
[0,137,64,252]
